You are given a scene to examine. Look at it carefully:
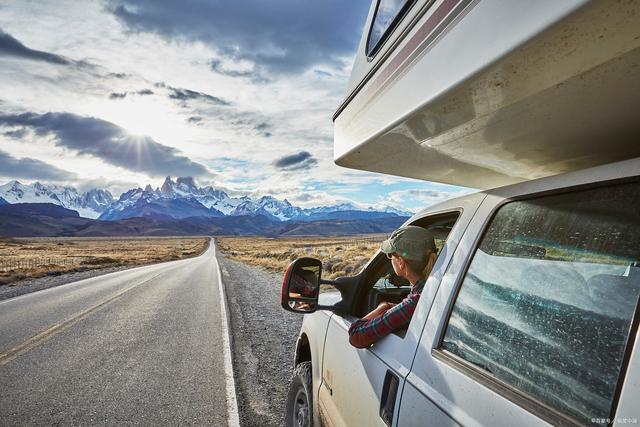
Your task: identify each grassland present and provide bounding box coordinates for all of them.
[216,235,385,280]
[0,237,209,286]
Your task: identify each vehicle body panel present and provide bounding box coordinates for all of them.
[406,158,640,426]
[315,192,485,426]
[293,158,639,426]
[293,309,332,427]
[334,0,640,188]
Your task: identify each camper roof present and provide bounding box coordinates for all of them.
[333,0,640,189]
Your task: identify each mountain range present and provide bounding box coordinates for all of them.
[0,181,114,219]
[0,178,411,237]
[0,203,408,237]
[0,177,409,221]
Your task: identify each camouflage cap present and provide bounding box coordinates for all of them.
[380,226,436,261]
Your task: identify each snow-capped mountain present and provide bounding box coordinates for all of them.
[98,184,224,221]
[158,176,246,215]
[0,177,411,221]
[0,180,113,218]
[230,196,305,221]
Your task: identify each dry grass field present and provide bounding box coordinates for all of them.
[216,235,386,280]
[0,237,209,286]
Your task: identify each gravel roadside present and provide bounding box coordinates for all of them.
[217,253,302,427]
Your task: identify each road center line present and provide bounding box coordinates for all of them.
[0,270,167,367]
[213,238,241,427]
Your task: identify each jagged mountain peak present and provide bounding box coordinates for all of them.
[160,176,174,194]
[176,176,197,189]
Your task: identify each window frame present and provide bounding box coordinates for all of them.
[352,209,463,318]
[432,176,640,426]
[365,0,418,59]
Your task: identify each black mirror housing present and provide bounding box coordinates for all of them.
[281,257,322,313]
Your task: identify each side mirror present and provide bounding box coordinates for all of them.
[281,257,322,313]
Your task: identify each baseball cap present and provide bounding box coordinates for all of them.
[381,226,436,260]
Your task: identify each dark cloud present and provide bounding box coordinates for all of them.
[107,72,130,79]
[0,112,212,178]
[109,92,127,99]
[273,151,318,171]
[108,0,370,74]
[209,58,269,83]
[3,128,27,139]
[210,59,253,78]
[108,89,154,99]
[0,149,76,181]
[187,116,202,124]
[254,122,272,138]
[168,87,229,106]
[0,29,70,65]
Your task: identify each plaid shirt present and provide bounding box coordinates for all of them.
[348,279,426,348]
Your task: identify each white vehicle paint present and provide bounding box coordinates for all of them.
[282,1,639,426]
[285,158,639,427]
[334,0,640,188]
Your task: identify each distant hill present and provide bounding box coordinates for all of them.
[0,203,409,237]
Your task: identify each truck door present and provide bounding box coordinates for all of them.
[399,180,640,426]
[318,194,484,426]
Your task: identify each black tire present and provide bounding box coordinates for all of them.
[285,361,314,427]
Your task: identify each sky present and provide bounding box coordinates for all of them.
[0,0,471,213]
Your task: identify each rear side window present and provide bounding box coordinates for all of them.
[441,181,640,424]
[367,0,415,57]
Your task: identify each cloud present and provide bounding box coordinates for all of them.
[0,112,212,178]
[108,89,153,99]
[273,151,318,171]
[254,122,272,138]
[210,59,253,78]
[167,86,230,106]
[0,149,76,181]
[3,128,27,139]
[107,72,130,79]
[387,188,472,209]
[0,29,70,65]
[108,0,370,74]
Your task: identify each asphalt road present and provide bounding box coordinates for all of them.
[0,238,234,426]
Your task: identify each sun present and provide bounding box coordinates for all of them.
[88,96,188,144]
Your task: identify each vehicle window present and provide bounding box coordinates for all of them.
[357,212,460,318]
[367,0,415,56]
[441,181,640,424]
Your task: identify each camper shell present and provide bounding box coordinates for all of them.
[333,0,640,188]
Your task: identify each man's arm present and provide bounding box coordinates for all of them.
[348,294,419,348]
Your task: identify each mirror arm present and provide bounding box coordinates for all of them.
[319,278,338,286]
[315,302,349,317]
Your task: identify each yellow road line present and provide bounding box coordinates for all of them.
[0,269,169,367]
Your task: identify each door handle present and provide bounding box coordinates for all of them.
[380,370,400,427]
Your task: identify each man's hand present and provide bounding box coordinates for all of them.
[362,301,395,321]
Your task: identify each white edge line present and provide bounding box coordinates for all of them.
[213,238,241,427]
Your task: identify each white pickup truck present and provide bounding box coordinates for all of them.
[280,0,640,426]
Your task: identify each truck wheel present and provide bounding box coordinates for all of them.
[285,361,313,427]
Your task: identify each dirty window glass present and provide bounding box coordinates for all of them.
[442,181,640,424]
[367,0,414,56]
